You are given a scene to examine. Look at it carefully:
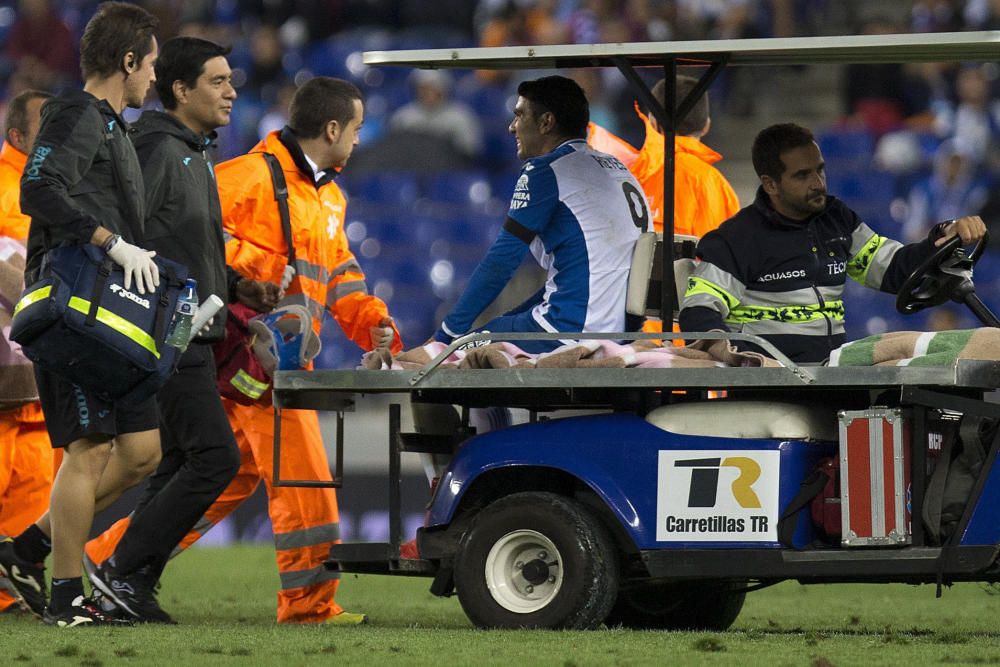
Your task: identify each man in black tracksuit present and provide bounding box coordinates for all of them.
[0,2,162,627]
[679,123,986,364]
[84,37,277,623]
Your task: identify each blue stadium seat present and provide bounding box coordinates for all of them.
[342,171,422,208]
[426,171,492,205]
[412,209,490,248]
[818,128,874,162]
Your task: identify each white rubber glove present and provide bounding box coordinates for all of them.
[370,317,395,351]
[107,237,159,294]
[280,264,296,291]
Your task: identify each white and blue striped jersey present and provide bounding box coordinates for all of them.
[440,139,649,340]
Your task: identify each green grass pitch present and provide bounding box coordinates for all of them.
[4,544,1000,666]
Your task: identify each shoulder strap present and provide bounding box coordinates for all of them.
[261,152,295,265]
[777,463,830,548]
[922,425,957,545]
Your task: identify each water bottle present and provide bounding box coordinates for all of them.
[165,278,198,351]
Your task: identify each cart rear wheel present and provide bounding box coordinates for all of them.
[605,580,746,630]
[454,492,618,629]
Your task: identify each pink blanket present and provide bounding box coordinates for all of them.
[361,338,781,371]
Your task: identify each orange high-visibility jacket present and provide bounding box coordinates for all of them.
[629,111,740,237]
[586,121,639,170]
[0,142,30,242]
[217,130,401,353]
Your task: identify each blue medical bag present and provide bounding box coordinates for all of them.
[10,243,189,404]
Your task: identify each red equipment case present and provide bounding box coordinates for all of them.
[838,408,911,547]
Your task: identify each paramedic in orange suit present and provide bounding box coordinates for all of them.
[86,77,402,624]
[631,75,740,236]
[0,89,54,615]
[588,75,740,339]
[588,74,739,235]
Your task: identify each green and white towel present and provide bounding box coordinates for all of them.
[829,329,1000,367]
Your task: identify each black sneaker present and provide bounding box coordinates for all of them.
[43,595,132,627]
[88,564,175,624]
[0,537,46,617]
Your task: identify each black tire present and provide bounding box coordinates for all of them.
[453,491,618,630]
[605,580,746,631]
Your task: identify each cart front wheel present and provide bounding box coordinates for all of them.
[454,492,618,629]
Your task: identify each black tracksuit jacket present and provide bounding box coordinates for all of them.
[130,111,232,342]
[21,90,144,282]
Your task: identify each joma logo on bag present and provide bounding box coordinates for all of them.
[109,284,151,309]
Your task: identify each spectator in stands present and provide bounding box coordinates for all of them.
[963,0,1000,30]
[388,69,483,161]
[902,138,990,243]
[912,0,965,32]
[244,24,287,103]
[255,81,295,140]
[6,0,77,91]
[932,65,1000,164]
[842,17,934,137]
[476,1,564,84]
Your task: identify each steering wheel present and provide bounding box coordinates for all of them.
[895,227,987,315]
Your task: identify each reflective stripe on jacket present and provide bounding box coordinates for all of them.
[679,187,940,363]
[217,128,401,353]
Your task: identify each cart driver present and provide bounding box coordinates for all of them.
[679,122,986,364]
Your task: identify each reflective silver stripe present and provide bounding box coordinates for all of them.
[865,237,903,288]
[330,258,362,278]
[279,292,325,319]
[169,515,217,559]
[743,285,842,307]
[223,231,234,243]
[293,258,330,283]
[694,263,747,301]
[734,317,846,336]
[279,565,341,590]
[328,280,368,304]
[273,523,340,551]
[849,223,902,288]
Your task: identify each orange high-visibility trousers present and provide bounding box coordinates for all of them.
[0,403,53,612]
[86,400,343,623]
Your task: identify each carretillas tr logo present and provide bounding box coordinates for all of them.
[656,450,780,542]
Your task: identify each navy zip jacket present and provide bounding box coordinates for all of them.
[679,187,943,363]
[131,111,232,343]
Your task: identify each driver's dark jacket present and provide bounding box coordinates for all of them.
[679,187,943,363]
